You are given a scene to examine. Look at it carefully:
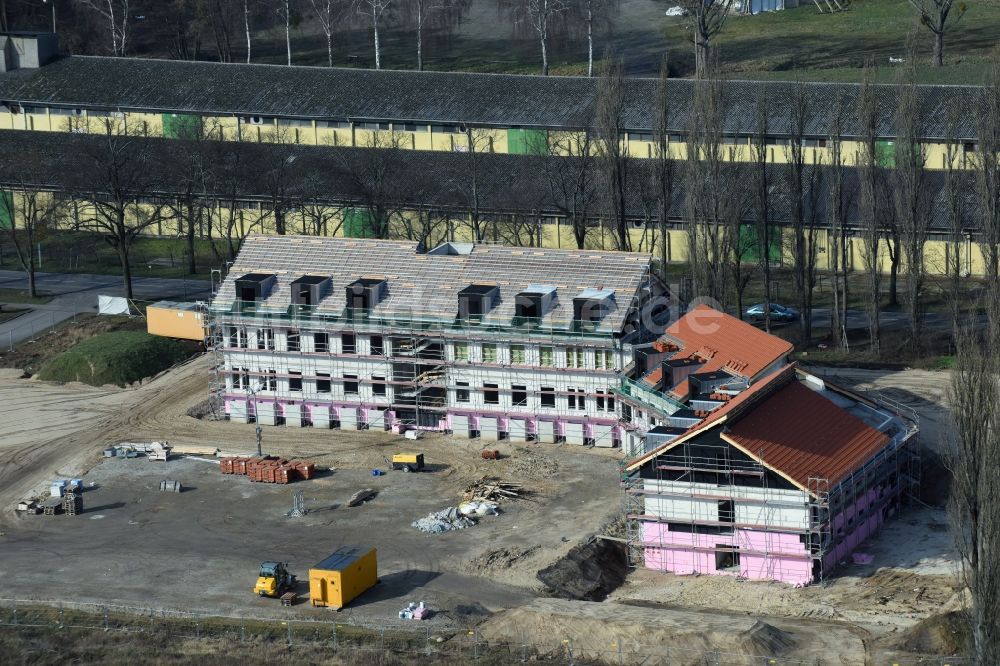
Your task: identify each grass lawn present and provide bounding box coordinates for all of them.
[0,231,226,281]
[0,288,54,304]
[664,0,1000,83]
[38,330,195,387]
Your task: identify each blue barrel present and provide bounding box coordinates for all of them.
[371,469,383,477]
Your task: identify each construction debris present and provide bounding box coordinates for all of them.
[412,507,477,533]
[399,601,431,620]
[463,476,522,503]
[348,488,377,507]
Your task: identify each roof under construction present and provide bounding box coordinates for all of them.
[213,235,653,333]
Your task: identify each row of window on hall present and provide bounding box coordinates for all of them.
[456,383,616,412]
[227,328,617,370]
[232,368,384,397]
[10,104,958,151]
[232,369,615,412]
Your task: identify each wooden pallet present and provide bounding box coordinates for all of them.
[280,592,297,606]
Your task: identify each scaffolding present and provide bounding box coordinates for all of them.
[621,416,920,584]
[206,299,634,437]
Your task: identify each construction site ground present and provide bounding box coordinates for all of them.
[0,357,965,663]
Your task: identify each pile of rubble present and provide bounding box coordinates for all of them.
[412,501,500,534]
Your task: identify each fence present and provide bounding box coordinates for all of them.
[0,598,969,666]
[2,308,80,352]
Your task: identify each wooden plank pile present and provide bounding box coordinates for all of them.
[462,476,522,503]
[220,456,316,484]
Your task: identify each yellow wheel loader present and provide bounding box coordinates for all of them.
[254,561,297,598]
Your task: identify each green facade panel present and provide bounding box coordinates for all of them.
[0,190,12,230]
[740,224,781,264]
[344,208,376,238]
[875,140,896,168]
[162,113,202,140]
[507,128,549,156]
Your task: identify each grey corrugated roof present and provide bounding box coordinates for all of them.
[0,130,980,232]
[215,235,651,333]
[0,55,985,138]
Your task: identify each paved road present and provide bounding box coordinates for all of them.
[0,270,212,347]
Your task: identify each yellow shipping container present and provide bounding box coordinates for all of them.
[146,301,206,341]
[309,546,378,609]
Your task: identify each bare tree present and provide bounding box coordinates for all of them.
[509,0,568,76]
[893,64,933,342]
[827,99,852,350]
[275,0,294,65]
[335,132,409,238]
[684,75,729,302]
[749,92,774,332]
[596,53,630,251]
[947,292,1000,666]
[942,103,967,332]
[975,62,1000,287]
[456,127,498,242]
[545,131,598,249]
[0,179,63,298]
[680,0,734,79]
[310,0,345,67]
[721,161,754,319]
[71,120,173,299]
[576,0,616,77]
[856,68,885,355]
[357,0,393,69]
[651,58,676,280]
[906,0,966,67]
[784,83,820,345]
[73,0,130,55]
[244,0,254,62]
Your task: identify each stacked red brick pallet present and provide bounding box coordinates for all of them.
[219,456,316,484]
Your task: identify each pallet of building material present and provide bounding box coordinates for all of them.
[289,460,316,479]
[280,592,297,606]
[169,444,220,457]
[41,498,63,515]
[159,480,182,492]
[219,457,235,474]
[348,488,377,507]
[462,476,522,502]
[274,465,299,485]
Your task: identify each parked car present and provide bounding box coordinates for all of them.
[744,303,798,323]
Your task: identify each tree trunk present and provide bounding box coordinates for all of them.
[187,205,198,275]
[888,234,900,307]
[118,242,134,300]
[373,8,381,70]
[284,3,291,66]
[327,31,333,67]
[694,30,709,79]
[417,5,424,71]
[587,3,594,78]
[244,0,252,63]
[540,33,549,76]
[933,30,944,67]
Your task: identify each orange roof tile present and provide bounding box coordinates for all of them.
[662,305,793,381]
[626,366,795,472]
[723,380,891,489]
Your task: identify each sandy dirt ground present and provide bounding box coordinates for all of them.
[0,357,964,662]
[0,356,623,628]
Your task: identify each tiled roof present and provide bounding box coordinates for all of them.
[0,55,985,137]
[723,379,891,489]
[214,235,651,332]
[625,365,795,472]
[658,305,794,396]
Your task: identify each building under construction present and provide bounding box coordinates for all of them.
[617,307,919,584]
[208,235,669,443]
